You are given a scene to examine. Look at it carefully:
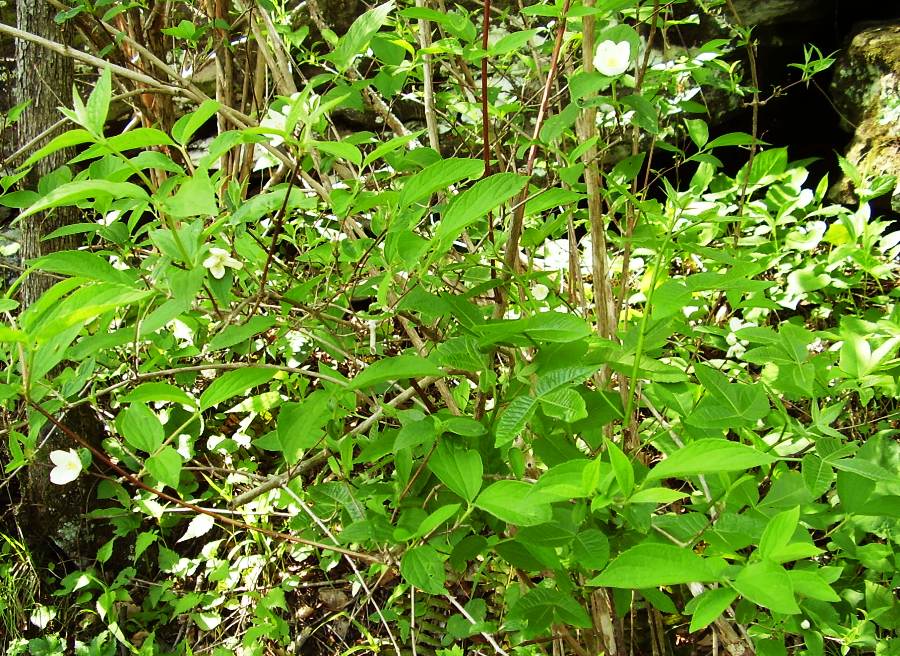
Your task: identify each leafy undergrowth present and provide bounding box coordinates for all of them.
[1,1,899,655]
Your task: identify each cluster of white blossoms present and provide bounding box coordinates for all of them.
[594,40,632,77]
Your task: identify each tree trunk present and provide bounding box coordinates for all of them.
[14,0,78,306]
[12,0,105,569]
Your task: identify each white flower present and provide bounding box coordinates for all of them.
[203,247,242,279]
[800,619,811,630]
[798,188,815,207]
[532,283,550,301]
[30,605,56,629]
[260,105,290,147]
[260,92,321,147]
[49,449,82,485]
[594,40,631,77]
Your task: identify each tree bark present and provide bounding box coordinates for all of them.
[13,0,103,569]
[14,1,79,306]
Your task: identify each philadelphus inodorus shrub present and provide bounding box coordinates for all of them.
[594,40,631,77]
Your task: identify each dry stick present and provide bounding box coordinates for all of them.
[617,0,661,450]
[417,1,441,153]
[0,22,180,94]
[28,400,383,564]
[255,0,297,96]
[577,8,620,653]
[446,595,511,656]
[210,0,235,175]
[480,0,493,177]
[248,159,300,317]
[724,0,761,246]
[230,377,437,507]
[575,3,615,343]
[616,0,660,321]
[499,0,571,278]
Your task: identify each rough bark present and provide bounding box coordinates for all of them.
[12,0,106,568]
[14,0,79,306]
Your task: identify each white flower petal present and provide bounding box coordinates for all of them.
[594,40,631,77]
[49,449,82,485]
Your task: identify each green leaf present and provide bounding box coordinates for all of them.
[571,529,610,570]
[146,446,183,490]
[0,325,28,343]
[172,100,221,146]
[428,442,483,502]
[395,415,437,451]
[605,438,634,496]
[494,395,537,448]
[400,545,446,594]
[348,354,442,390]
[19,129,95,169]
[508,587,591,636]
[430,173,527,255]
[85,67,112,135]
[589,544,722,588]
[523,187,584,216]
[363,130,425,167]
[18,181,149,220]
[229,186,316,224]
[162,170,218,218]
[706,132,763,149]
[732,561,800,614]
[208,316,277,351]
[628,487,690,504]
[199,368,277,411]
[277,391,332,464]
[621,94,658,134]
[539,388,587,423]
[192,611,221,631]
[72,128,176,162]
[116,402,165,453]
[328,2,395,72]
[413,504,461,540]
[313,140,363,166]
[758,506,799,562]
[489,29,541,56]
[176,512,214,541]
[398,157,484,209]
[524,312,591,343]
[646,439,776,482]
[121,383,195,407]
[31,251,131,285]
[786,569,840,602]
[690,364,769,429]
[689,587,738,632]
[475,480,552,526]
[685,118,709,149]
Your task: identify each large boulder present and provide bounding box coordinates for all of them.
[829,23,900,212]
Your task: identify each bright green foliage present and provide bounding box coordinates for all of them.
[1,0,899,655]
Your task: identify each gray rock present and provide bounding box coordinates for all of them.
[829,23,900,212]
